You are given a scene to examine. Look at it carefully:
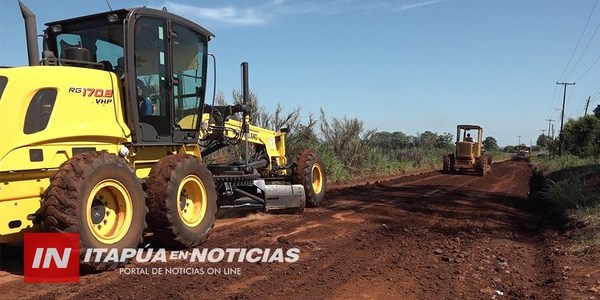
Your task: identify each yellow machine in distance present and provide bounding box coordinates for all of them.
[0,2,326,271]
[442,125,492,176]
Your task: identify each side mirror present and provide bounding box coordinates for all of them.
[280,128,289,133]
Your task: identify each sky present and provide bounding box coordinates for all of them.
[1,0,599,147]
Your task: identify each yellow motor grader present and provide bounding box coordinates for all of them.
[442,125,492,176]
[0,2,326,270]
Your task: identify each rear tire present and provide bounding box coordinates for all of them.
[442,154,451,173]
[293,149,326,207]
[41,152,147,273]
[449,154,456,173]
[475,155,487,176]
[145,154,217,249]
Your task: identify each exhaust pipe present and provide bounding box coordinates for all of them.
[241,62,250,170]
[18,1,40,66]
[241,62,249,106]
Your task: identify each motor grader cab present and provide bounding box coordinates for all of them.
[512,146,531,162]
[442,125,492,176]
[0,2,326,270]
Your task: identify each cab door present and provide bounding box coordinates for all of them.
[127,14,208,145]
[170,22,208,144]
[131,16,172,143]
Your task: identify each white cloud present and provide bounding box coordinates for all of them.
[158,0,448,26]
[164,2,267,25]
[397,0,448,11]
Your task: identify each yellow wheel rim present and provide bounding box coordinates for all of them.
[87,179,133,245]
[311,163,323,194]
[177,175,207,227]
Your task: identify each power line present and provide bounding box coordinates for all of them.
[591,94,600,107]
[564,103,586,119]
[562,95,593,118]
[558,0,598,80]
[575,51,600,81]
[565,19,600,80]
[591,86,600,100]
[565,99,586,116]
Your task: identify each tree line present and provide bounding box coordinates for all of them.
[536,106,600,157]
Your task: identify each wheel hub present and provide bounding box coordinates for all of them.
[91,198,106,225]
[177,175,207,227]
[180,190,189,212]
[87,179,133,245]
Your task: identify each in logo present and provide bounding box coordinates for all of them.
[24,233,80,283]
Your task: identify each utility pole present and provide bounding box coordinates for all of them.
[541,129,546,136]
[552,124,555,139]
[556,82,575,156]
[584,96,591,115]
[545,119,554,137]
[517,135,522,151]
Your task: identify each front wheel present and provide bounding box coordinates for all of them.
[293,149,327,207]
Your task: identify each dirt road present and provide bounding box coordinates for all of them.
[0,161,574,299]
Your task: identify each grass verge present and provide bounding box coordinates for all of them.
[531,155,600,253]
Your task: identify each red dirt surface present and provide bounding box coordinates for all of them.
[0,160,596,299]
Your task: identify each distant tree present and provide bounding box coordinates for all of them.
[483,136,499,151]
[367,131,393,149]
[503,145,515,153]
[435,132,454,149]
[562,115,600,157]
[416,131,438,148]
[392,131,411,148]
[536,134,551,148]
[594,105,600,119]
[368,131,411,149]
[410,131,453,149]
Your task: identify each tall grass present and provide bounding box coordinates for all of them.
[532,155,600,251]
[533,155,600,210]
[542,180,597,211]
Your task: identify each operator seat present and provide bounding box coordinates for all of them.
[99,60,113,71]
[114,57,125,77]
